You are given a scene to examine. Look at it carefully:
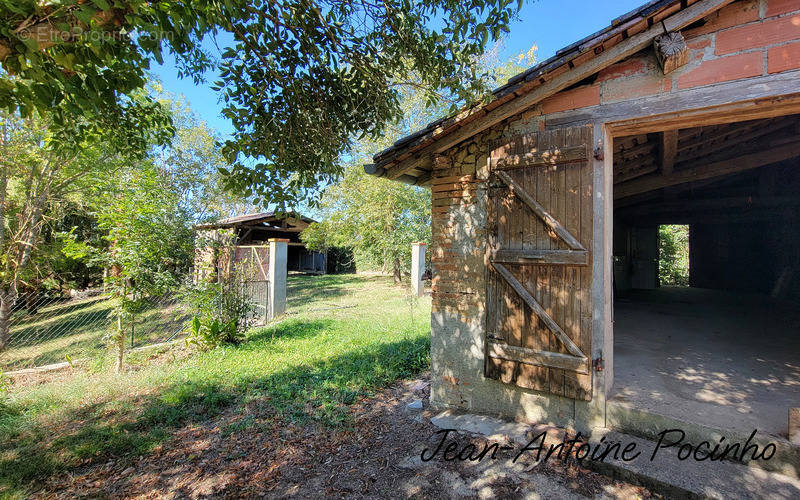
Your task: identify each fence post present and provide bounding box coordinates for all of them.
[268,238,288,320]
[411,242,426,297]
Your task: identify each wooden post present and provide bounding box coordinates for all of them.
[654,31,689,75]
[411,242,426,297]
[791,408,800,445]
[268,238,288,320]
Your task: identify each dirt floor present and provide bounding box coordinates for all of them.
[613,287,800,438]
[33,374,656,499]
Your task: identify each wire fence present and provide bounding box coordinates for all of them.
[0,281,270,373]
[0,291,189,372]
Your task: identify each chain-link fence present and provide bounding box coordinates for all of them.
[0,278,273,373]
[243,280,269,326]
[0,291,191,372]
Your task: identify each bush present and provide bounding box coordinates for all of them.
[182,269,256,349]
[0,370,10,416]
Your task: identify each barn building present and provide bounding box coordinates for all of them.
[194,212,326,280]
[368,0,800,467]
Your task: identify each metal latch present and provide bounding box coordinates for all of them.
[593,356,604,372]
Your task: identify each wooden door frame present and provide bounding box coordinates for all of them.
[598,93,800,405]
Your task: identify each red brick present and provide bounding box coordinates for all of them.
[768,41,800,72]
[716,15,800,55]
[684,0,760,38]
[601,75,664,103]
[677,52,763,89]
[766,0,800,18]
[596,57,647,82]
[664,78,673,92]
[687,37,712,51]
[540,85,600,114]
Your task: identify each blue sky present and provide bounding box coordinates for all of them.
[150,0,644,139]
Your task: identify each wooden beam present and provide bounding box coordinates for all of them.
[617,196,800,218]
[487,340,589,373]
[660,130,678,175]
[547,71,800,133]
[383,0,736,180]
[492,249,588,266]
[491,145,588,171]
[496,170,585,251]
[384,156,432,181]
[654,31,689,74]
[615,140,800,198]
[491,262,587,360]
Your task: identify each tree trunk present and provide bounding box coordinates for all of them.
[114,311,124,373]
[0,290,12,352]
[393,258,402,284]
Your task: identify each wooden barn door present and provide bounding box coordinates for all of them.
[485,125,593,401]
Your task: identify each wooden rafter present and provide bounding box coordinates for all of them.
[615,139,800,199]
[660,130,678,175]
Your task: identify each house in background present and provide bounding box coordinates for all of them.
[194,212,326,281]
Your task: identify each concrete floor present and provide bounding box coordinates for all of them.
[611,287,800,439]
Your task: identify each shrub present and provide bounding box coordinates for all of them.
[182,268,256,349]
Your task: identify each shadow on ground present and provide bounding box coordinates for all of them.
[0,318,429,496]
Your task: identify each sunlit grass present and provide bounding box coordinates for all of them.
[0,274,431,497]
[1,295,189,371]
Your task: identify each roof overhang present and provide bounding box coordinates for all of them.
[194,211,316,230]
[368,0,735,186]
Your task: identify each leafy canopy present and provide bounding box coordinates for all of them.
[301,44,536,275]
[0,0,525,207]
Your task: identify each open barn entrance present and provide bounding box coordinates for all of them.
[610,114,800,440]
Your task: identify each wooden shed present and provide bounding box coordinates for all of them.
[194,212,326,280]
[368,0,800,452]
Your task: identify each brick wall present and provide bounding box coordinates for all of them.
[427,0,799,420]
[534,0,800,113]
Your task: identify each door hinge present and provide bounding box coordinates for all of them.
[593,356,604,372]
[593,140,604,161]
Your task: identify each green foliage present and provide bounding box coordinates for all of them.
[182,270,255,350]
[1,0,526,207]
[300,46,536,277]
[659,224,690,287]
[186,315,239,351]
[151,87,256,221]
[303,165,431,277]
[0,275,430,495]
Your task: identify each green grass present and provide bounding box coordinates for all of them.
[1,295,190,371]
[0,274,431,497]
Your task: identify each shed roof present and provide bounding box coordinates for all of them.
[369,0,733,184]
[194,212,316,230]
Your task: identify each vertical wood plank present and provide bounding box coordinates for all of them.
[485,125,593,400]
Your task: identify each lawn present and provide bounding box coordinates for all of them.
[1,295,189,371]
[0,274,431,498]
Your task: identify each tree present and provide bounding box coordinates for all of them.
[301,45,536,281]
[0,107,166,350]
[303,165,431,282]
[658,224,690,287]
[150,88,256,221]
[63,160,194,371]
[1,0,525,207]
